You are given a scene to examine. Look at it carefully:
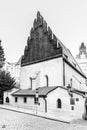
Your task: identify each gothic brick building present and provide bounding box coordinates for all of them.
[4,12,87,120]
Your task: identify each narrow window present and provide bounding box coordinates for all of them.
[57,99,62,108]
[15,97,18,103]
[6,97,9,103]
[71,106,74,110]
[34,97,39,104]
[30,77,32,89]
[70,98,75,105]
[45,75,49,87]
[24,97,27,103]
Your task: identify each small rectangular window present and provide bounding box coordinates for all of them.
[15,97,18,103]
[24,97,27,103]
[34,97,39,104]
[76,98,79,101]
[70,98,75,105]
[71,106,74,110]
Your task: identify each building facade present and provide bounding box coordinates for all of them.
[4,12,87,120]
[3,57,21,87]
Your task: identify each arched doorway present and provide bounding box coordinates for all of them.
[6,97,9,103]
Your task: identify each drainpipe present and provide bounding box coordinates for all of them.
[44,97,47,113]
[63,59,65,86]
[30,77,32,90]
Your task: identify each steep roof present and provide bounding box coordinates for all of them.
[12,86,58,97]
[21,11,85,77]
[80,42,86,50]
[56,38,83,73]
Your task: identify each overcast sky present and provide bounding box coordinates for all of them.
[0,0,87,62]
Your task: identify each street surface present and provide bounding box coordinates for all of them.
[0,108,87,130]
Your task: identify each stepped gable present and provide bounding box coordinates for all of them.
[21,11,62,66]
[21,11,83,75]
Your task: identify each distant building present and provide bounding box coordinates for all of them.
[4,12,87,120]
[76,42,87,77]
[3,57,21,87]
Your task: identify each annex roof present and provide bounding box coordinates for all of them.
[12,86,58,97]
[12,85,86,98]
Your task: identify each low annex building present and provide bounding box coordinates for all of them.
[4,12,87,119]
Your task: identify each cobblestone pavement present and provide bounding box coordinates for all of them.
[0,108,87,130]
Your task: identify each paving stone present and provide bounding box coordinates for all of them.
[0,108,87,130]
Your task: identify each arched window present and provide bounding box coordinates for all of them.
[6,97,9,103]
[45,75,49,87]
[57,99,62,108]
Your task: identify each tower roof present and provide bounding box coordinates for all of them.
[79,42,86,50]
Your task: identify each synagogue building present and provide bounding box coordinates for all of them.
[4,12,87,120]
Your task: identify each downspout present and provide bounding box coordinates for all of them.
[44,97,47,113]
[63,58,65,86]
[30,77,32,89]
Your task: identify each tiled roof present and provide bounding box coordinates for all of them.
[12,86,58,97]
[12,86,86,97]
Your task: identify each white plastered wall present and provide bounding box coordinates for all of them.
[4,95,45,113]
[4,88,18,104]
[65,62,86,91]
[46,87,85,118]
[20,57,63,89]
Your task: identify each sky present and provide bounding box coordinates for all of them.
[0,0,87,62]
